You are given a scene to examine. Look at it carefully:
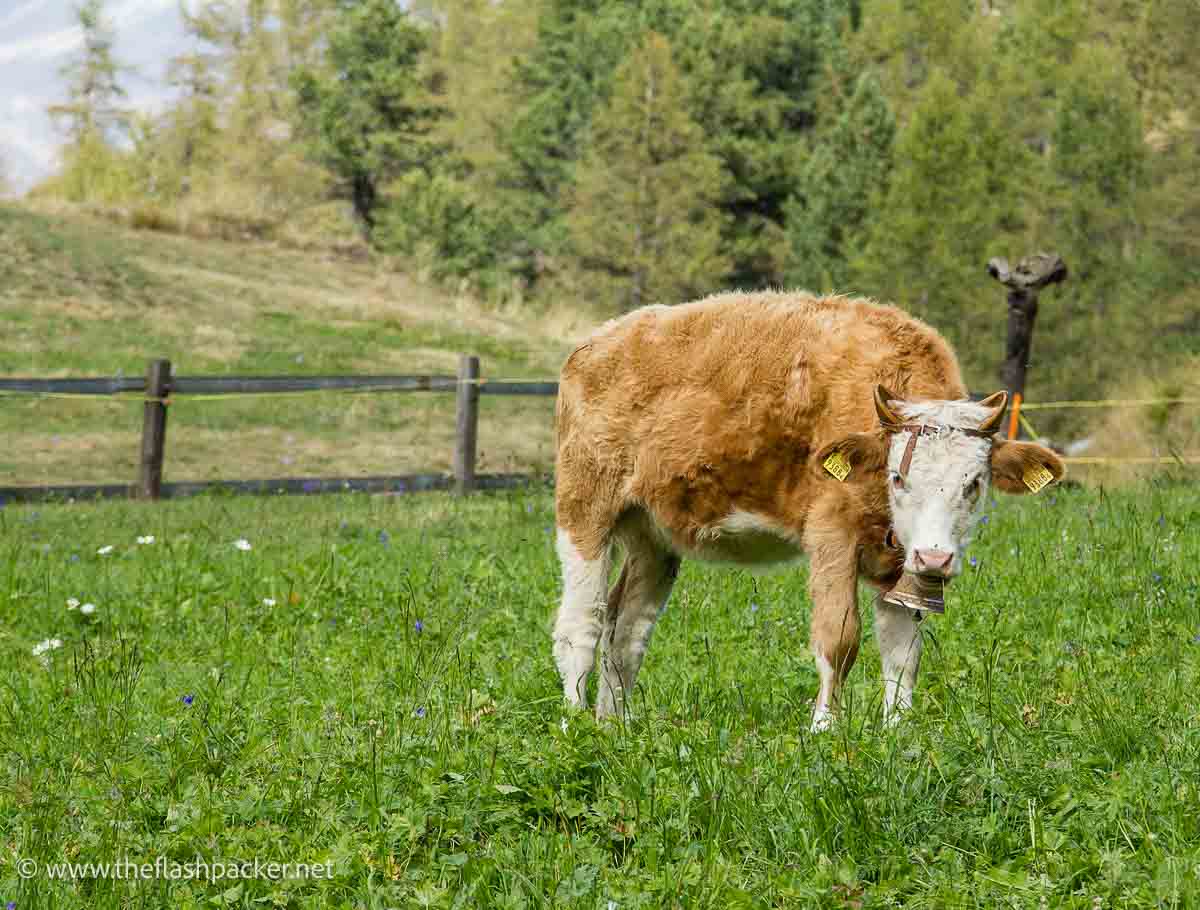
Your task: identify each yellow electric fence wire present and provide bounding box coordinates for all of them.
[1018,397,1200,411]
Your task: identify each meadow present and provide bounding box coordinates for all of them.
[0,480,1197,908]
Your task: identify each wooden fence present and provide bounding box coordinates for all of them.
[0,355,559,503]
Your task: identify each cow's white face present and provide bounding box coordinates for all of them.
[885,400,997,578]
[816,385,1066,583]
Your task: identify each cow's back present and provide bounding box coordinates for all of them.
[555,291,966,555]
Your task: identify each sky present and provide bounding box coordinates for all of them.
[0,0,193,194]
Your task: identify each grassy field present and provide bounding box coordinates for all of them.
[1,481,1198,908]
[0,204,581,486]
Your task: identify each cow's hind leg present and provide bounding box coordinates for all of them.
[596,533,679,719]
[553,528,613,709]
[874,598,923,726]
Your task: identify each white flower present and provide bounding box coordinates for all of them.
[80,603,96,616]
[66,598,80,610]
[263,597,276,607]
[136,535,155,545]
[32,638,63,657]
[97,545,114,555]
[233,539,252,551]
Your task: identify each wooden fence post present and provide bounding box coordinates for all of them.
[454,355,480,494]
[138,358,171,499]
[986,253,1067,439]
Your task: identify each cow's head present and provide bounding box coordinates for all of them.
[818,385,1065,580]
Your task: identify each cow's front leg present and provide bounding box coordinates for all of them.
[873,597,923,726]
[806,544,861,733]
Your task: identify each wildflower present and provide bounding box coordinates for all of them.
[80,603,96,616]
[67,598,80,610]
[414,619,424,633]
[69,554,79,563]
[263,597,276,607]
[414,706,426,719]
[980,515,990,525]
[970,556,979,568]
[378,530,390,545]
[181,694,194,706]
[525,503,533,514]
[97,545,114,555]
[1153,573,1163,584]
[32,638,63,657]
[750,602,759,613]
[233,539,252,551]
[137,535,155,545]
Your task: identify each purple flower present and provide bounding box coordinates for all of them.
[181,694,194,706]
[1158,515,1166,527]
[750,602,759,613]
[69,553,79,562]
[980,515,989,525]
[8,899,16,909]
[525,503,533,514]
[378,530,390,545]
[414,619,424,633]
[414,706,426,719]
[970,556,979,568]
[1153,573,1163,584]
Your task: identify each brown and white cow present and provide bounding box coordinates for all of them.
[552,290,1064,731]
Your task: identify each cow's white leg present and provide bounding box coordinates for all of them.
[553,528,612,709]
[806,537,861,733]
[811,653,838,732]
[874,598,923,727]
[596,542,679,719]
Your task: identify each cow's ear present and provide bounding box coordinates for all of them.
[990,439,1066,494]
[815,432,887,482]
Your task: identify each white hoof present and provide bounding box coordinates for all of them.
[810,708,833,733]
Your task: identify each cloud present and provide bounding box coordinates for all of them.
[0,0,181,66]
[0,0,47,34]
[0,25,82,65]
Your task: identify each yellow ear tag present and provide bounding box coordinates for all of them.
[1023,464,1054,493]
[823,451,852,482]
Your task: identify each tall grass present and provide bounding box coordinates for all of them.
[0,481,1197,907]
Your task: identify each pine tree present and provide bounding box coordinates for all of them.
[292,0,439,232]
[850,69,996,339]
[48,0,130,144]
[785,70,894,292]
[567,32,729,309]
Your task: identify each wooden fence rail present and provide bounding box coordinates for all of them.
[0,357,559,504]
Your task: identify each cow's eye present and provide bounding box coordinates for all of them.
[890,471,905,491]
[964,476,982,499]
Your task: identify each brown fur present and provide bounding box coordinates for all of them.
[555,290,965,562]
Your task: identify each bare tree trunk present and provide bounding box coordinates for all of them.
[987,253,1068,438]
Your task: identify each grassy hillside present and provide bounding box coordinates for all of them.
[0,204,586,486]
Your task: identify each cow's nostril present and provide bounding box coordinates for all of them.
[914,548,954,576]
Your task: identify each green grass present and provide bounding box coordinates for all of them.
[1,482,1199,907]
[0,204,574,484]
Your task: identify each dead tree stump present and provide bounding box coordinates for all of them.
[986,253,1067,439]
